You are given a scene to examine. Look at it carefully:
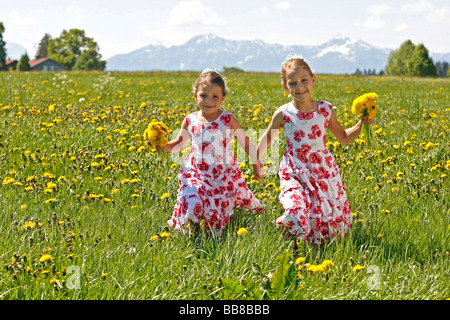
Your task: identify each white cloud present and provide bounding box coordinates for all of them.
[274,2,292,10]
[8,13,39,27]
[168,1,226,27]
[363,17,386,30]
[367,4,393,15]
[395,23,408,32]
[425,7,449,23]
[400,0,434,14]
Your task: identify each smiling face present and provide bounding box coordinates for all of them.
[194,83,225,119]
[283,67,316,105]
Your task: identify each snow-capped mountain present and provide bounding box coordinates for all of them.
[106,34,393,74]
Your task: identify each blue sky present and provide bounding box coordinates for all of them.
[1,0,450,59]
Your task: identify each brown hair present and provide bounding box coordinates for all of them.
[281,59,314,86]
[193,71,230,96]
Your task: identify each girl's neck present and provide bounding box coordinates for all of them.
[292,98,318,113]
[197,109,223,123]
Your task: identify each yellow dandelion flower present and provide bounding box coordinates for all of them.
[43,172,55,179]
[143,121,169,147]
[295,257,306,264]
[322,259,335,267]
[306,264,325,273]
[22,221,36,230]
[160,193,170,199]
[39,254,53,262]
[47,182,57,189]
[237,228,248,235]
[352,265,364,271]
[160,232,171,238]
[137,146,146,152]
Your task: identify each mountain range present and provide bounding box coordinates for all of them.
[5,35,450,74]
[106,34,392,74]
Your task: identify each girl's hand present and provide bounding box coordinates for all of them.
[155,146,165,152]
[361,115,375,125]
[252,163,264,180]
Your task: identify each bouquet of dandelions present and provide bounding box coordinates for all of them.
[143,121,169,149]
[351,92,378,148]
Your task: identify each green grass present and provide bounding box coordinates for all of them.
[0,71,449,300]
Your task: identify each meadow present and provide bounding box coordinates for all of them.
[0,70,448,300]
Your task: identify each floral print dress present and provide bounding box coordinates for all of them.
[169,111,263,235]
[276,101,352,244]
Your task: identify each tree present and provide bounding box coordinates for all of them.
[0,22,7,71]
[385,40,415,76]
[385,40,437,77]
[35,33,51,59]
[48,29,105,70]
[17,53,31,71]
[406,44,437,77]
[73,49,106,71]
[223,66,245,73]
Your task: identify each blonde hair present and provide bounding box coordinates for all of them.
[193,71,230,96]
[281,59,314,86]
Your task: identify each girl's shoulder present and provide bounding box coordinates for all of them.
[272,102,292,127]
[274,102,292,115]
[316,100,334,118]
[184,111,200,128]
[318,100,333,111]
[185,111,197,120]
[220,110,234,117]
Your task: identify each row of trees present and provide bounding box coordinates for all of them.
[354,40,448,78]
[0,22,105,71]
[385,40,441,77]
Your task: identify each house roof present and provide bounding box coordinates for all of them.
[29,57,49,68]
[0,59,18,67]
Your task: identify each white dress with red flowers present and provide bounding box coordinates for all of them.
[169,111,263,235]
[276,101,352,244]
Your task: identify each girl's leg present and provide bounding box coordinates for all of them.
[188,220,201,236]
[293,238,299,258]
[279,227,301,257]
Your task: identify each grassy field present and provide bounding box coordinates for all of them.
[0,71,448,300]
